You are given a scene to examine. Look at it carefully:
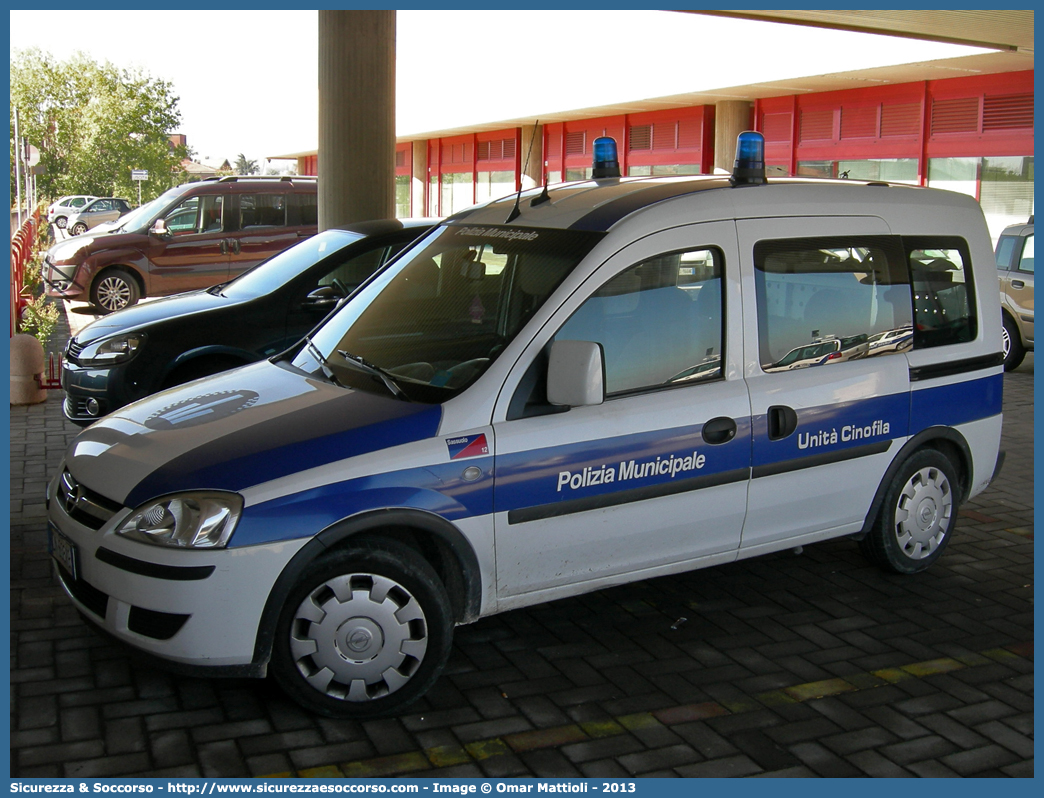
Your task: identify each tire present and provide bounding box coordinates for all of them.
[91,269,140,313]
[70,222,88,236]
[1002,314,1025,371]
[271,539,454,718]
[861,449,959,574]
[55,216,68,229]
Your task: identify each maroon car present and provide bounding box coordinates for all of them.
[43,176,317,312]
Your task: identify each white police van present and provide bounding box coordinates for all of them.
[47,133,1004,718]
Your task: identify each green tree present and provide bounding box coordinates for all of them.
[10,47,188,205]
[234,153,259,175]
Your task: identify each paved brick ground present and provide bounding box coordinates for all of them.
[10,312,1033,777]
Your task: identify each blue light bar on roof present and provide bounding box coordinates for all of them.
[731,131,766,187]
[592,136,620,179]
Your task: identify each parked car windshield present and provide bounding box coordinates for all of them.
[292,223,604,402]
[221,229,365,299]
[113,185,196,233]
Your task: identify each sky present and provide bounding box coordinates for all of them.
[9,10,990,168]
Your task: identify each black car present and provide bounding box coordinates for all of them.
[61,218,436,425]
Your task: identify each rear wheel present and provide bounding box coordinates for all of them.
[55,216,68,229]
[91,269,140,313]
[70,222,88,236]
[271,539,453,718]
[861,449,958,574]
[1002,314,1025,371]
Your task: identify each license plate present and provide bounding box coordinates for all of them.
[48,523,78,580]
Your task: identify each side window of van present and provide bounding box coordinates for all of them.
[754,236,912,372]
[164,195,223,235]
[905,237,976,349]
[555,247,724,395]
[289,193,318,226]
[240,194,287,228]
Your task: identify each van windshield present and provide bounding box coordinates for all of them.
[292,223,604,402]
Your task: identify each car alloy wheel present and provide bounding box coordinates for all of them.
[71,222,88,236]
[91,269,140,313]
[55,216,68,229]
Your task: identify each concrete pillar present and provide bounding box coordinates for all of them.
[411,140,428,218]
[714,101,754,174]
[318,10,396,229]
[520,125,544,190]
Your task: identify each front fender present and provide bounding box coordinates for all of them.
[160,345,257,384]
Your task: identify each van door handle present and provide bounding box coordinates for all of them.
[1012,280,1025,289]
[702,416,737,445]
[231,239,241,255]
[767,405,798,441]
[219,240,228,255]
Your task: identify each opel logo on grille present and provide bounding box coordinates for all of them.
[60,471,83,516]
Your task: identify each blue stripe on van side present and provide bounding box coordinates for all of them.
[493,419,752,520]
[229,456,493,547]
[225,374,1001,548]
[752,391,910,472]
[910,373,1003,430]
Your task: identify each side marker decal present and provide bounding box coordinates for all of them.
[447,433,489,460]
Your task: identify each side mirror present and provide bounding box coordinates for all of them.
[150,218,171,238]
[304,285,340,308]
[547,340,604,407]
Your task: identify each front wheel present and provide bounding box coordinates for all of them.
[861,449,958,574]
[70,222,88,236]
[1002,314,1025,371]
[271,540,454,718]
[91,269,140,313]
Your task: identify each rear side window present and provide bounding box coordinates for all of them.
[240,194,287,228]
[555,247,724,395]
[289,193,318,226]
[905,237,976,349]
[754,236,912,372]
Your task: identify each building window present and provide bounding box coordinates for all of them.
[440,172,473,215]
[928,156,1034,243]
[475,170,515,204]
[395,175,410,218]
[797,159,918,183]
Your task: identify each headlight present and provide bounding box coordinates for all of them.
[79,333,145,365]
[48,238,90,264]
[116,492,243,549]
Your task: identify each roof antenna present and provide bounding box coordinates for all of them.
[506,120,539,224]
[530,167,551,207]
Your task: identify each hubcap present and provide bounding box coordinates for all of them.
[97,277,131,311]
[894,466,952,559]
[289,573,428,702]
[1001,326,1011,358]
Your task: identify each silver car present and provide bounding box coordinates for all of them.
[46,195,97,229]
[996,218,1034,370]
[66,197,132,236]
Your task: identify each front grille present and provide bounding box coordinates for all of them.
[128,607,190,640]
[66,339,85,361]
[56,564,110,619]
[56,469,123,530]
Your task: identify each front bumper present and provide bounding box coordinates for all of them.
[46,467,308,669]
[61,356,132,423]
[43,259,86,300]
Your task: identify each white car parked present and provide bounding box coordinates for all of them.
[48,133,1004,719]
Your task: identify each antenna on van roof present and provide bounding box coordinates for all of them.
[505,120,539,224]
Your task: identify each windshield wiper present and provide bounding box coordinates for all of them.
[303,335,343,386]
[337,350,410,401]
